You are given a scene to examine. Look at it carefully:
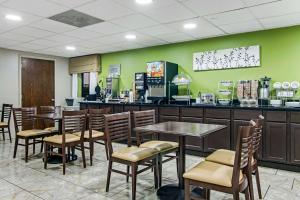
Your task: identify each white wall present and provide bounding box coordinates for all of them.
[0,47,71,107]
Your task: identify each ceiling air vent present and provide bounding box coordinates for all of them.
[49,10,104,28]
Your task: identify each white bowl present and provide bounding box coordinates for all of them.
[270,100,282,107]
[286,102,300,107]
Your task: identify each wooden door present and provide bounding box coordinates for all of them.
[263,122,287,163]
[21,57,55,107]
[290,123,300,165]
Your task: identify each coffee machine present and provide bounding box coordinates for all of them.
[146,61,178,104]
[135,72,147,102]
[106,77,119,98]
[259,76,271,105]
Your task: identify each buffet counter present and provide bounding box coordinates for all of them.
[79,101,300,171]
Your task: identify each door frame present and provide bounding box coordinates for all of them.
[18,55,56,107]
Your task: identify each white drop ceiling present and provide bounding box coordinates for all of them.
[0,0,299,57]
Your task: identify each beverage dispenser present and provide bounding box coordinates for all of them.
[146,61,178,104]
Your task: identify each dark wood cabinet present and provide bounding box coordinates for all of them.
[203,118,231,152]
[113,105,123,113]
[291,123,300,165]
[264,122,287,163]
[181,116,204,151]
[234,109,262,120]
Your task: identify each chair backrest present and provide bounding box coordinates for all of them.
[104,112,131,156]
[133,110,155,127]
[40,106,56,128]
[13,107,37,132]
[252,115,264,158]
[133,110,156,145]
[232,124,255,187]
[88,108,111,131]
[62,110,87,143]
[1,104,13,123]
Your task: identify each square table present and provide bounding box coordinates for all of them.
[134,121,226,200]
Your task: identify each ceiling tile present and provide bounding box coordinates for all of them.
[138,25,177,37]
[166,17,225,38]
[110,14,158,29]
[220,20,263,34]
[93,33,130,45]
[113,0,175,12]
[9,42,47,51]
[10,27,56,38]
[0,6,41,31]
[0,32,35,42]
[27,39,60,47]
[49,0,94,8]
[63,29,103,40]
[182,0,245,16]
[0,37,19,46]
[2,0,68,17]
[242,0,278,6]
[29,19,77,33]
[143,1,196,23]
[83,22,127,35]
[47,34,80,43]
[75,0,134,20]
[249,0,300,19]
[155,32,195,43]
[205,8,255,26]
[260,12,300,29]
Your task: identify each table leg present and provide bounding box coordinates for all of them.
[178,135,185,189]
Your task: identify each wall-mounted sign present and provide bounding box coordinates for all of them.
[109,64,121,77]
[193,45,260,71]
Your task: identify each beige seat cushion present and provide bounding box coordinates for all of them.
[44,127,58,132]
[0,122,8,127]
[206,149,235,166]
[44,134,80,144]
[206,149,255,166]
[140,140,178,152]
[112,146,158,162]
[74,130,104,139]
[183,161,243,187]
[17,129,50,137]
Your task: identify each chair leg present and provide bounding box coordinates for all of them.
[205,189,211,200]
[233,190,239,200]
[153,157,159,189]
[247,167,254,200]
[184,179,190,200]
[8,126,12,143]
[176,151,180,180]
[106,160,113,192]
[62,146,66,175]
[44,143,48,169]
[126,166,130,183]
[40,137,44,153]
[33,139,36,154]
[25,138,29,163]
[13,137,19,158]
[89,140,94,166]
[2,128,5,140]
[158,155,162,188]
[131,163,138,200]
[245,186,250,200]
[104,140,109,160]
[255,168,263,199]
[81,142,86,168]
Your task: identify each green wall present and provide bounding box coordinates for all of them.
[99,25,300,98]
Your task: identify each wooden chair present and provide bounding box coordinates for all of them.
[13,107,51,162]
[133,110,179,186]
[74,108,111,165]
[0,104,13,142]
[184,124,255,200]
[44,110,87,175]
[40,106,60,133]
[205,115,264,199]
[104,112,159,200]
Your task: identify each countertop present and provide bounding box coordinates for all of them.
[79,101,300,111]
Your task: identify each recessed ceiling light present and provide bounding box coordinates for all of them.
[183,23,197,29]
[66,46,76,51]
[125,34,137,40]
[135,0,153,5]
[5,14,22,21]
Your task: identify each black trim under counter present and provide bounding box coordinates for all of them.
[79,101,300,172]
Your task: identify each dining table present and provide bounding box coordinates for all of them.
[134,121,226,200]
[31,113,78,164]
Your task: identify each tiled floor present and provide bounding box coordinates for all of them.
[0,139,299,200]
